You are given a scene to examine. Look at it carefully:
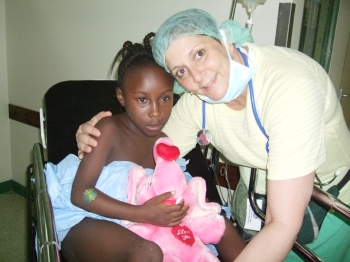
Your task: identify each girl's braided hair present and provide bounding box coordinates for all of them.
[110,32,156,88]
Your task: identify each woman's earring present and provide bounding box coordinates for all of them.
[230,54,234,60]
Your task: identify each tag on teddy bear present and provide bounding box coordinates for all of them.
[171,225,195,246]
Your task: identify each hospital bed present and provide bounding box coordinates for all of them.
[27,80,350,262]
[26,80,218,262]
[27,80,124,262]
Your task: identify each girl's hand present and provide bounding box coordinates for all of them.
[76,111,112,159]
[139,192,189,227]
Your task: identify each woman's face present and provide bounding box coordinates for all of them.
[165,35,230,101]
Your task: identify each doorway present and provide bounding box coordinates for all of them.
[298,0,340,71]
[299,0,350,128]
[339,34,350,128]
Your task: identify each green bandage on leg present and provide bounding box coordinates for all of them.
[83,188,97,204]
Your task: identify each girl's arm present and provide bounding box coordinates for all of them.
[71,118,188,226]
[235,172,315,262]
[71,117,126,216]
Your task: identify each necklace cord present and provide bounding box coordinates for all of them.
[238,49,269,153]
[202,100,206,130]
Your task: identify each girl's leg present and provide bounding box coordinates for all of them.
[61,217,163,262]
[215,216,246,262]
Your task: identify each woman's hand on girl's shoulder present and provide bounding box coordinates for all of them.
[76,111,112,159]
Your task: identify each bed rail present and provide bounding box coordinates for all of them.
[32,143,61,262]
[249,168,350,262]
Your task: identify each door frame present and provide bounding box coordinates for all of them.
[328,0,350,96]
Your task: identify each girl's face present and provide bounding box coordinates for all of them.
[165,35,231,101]
[117,64,174,137]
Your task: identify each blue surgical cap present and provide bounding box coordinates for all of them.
[152,8,254,94]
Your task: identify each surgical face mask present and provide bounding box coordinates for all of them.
[197,30,255,104]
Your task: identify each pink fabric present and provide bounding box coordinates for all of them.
[123,137,226,262]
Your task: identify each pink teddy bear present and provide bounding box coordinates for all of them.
[123,137,226,262]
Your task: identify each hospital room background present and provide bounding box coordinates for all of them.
[0,0,349,255]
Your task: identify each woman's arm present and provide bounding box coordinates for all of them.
[235,172,315,262]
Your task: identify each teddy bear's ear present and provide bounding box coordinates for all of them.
[127,165,146,205]
[188,177,221,218]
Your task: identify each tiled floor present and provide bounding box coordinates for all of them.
[0,192,27,262]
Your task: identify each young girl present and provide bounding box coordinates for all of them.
[47,33,245,262]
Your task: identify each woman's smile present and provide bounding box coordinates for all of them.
[165,34,230,100]
[203,73,217,90]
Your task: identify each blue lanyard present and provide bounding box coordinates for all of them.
[202,100,206,130]
[201,49,269,153]
[238,49,269,153]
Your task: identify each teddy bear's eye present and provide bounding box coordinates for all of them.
[148,181,152,186]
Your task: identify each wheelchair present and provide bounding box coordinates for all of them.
[27,80,350,262]
[27,80,124,262]
[26,80,220,261]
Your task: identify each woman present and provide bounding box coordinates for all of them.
[76,8,350,261]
